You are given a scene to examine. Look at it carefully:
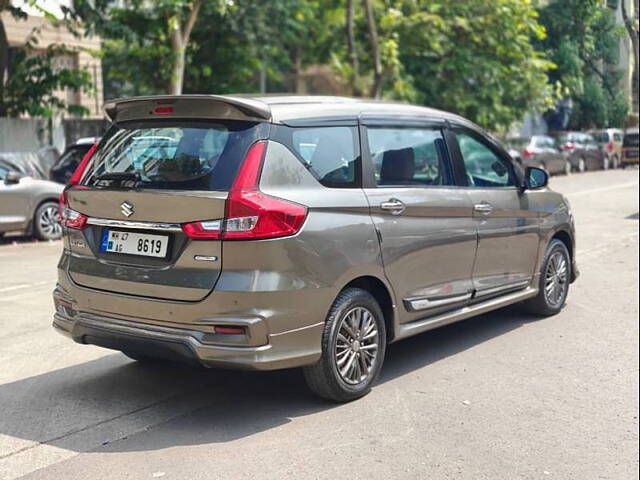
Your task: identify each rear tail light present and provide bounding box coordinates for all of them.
[58,190,88,230]
[182,141,308,241]
[68,142,98,186]
[522,148,534,159]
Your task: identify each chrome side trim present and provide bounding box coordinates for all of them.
[474,280,531,298]
[87,217,183,232]
[394,286,539,342]
[403,292,472,312]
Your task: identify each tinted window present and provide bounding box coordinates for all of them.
[456,131,516,187]
[366,127,453,186]
[614,133,622,142]
[290,127,358,187]
[82,120,265,191]
[0,163,9,180]
[507,138,531,150]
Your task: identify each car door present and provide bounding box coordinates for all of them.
[542,136,565,174]
[0,168,31,233]
[361,118,477,323]
[450,127,539,299]
[583,134,602,169]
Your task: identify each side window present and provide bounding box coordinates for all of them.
[366,127,453,186]
[455,131,516,188]
[291,127,358,187]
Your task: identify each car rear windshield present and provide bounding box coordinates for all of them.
[507,138,530,149]
[623,133,639,147]
[81,120,267,191]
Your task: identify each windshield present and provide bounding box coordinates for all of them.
[82,120,266,191]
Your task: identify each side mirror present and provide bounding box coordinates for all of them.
[523,166,548,190]
[3,171,22,185]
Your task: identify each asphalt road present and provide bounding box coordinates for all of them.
[0,169,638,480]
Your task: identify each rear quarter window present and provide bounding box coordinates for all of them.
[275,126,360,188]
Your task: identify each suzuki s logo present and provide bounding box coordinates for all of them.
[121,201,134,217]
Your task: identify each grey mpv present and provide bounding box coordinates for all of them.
[53,95,578,402]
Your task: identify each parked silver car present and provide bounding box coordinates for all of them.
[53,95,578,402]
[507,135,571,175]
[0,162,64,240]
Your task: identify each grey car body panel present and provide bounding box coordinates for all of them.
[53,95,578,370]
[0,176,63,234]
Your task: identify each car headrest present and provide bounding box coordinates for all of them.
[380,148,415,183]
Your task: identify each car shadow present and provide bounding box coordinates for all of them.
[0,305,538,454]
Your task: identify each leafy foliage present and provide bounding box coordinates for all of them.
[537,0,629,128]
[0,2,94,117]
[3,45,92,117]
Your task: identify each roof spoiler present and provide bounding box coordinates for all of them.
[104,95,271,123]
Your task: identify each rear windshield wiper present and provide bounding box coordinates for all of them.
[93,172,141,187]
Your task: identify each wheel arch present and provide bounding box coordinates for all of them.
[340,275,397,343]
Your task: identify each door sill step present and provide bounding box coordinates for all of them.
[394,286,538,341]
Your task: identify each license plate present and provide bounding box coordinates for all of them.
[99,229,169,258]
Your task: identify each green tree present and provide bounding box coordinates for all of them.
[67,0,224,96]
[538,0,629,128]
[391,0,554,131]
[0,1,93,117]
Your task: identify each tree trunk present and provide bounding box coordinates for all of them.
[0,15,8,116]
[621,0,639,111]
[168,15,184,95]
[290,45,303,93]
[362,0,382,99]
[346,0,360,96]
[166,0,202,95]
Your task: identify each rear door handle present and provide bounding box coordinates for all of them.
[474,202,494,215]
[380,198,406,215]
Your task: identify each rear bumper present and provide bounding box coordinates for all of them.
[53,288,323,371]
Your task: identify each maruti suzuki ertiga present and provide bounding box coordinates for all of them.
[53,95,578,402]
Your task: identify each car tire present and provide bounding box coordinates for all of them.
[578,157,586,173]
[303,288,386,403]
[33,201,62,241]
[522,239,571,317]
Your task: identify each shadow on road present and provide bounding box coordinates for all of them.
[0,305,538,453]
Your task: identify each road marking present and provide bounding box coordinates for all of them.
[0,281,53,294]
[566,181,639,198]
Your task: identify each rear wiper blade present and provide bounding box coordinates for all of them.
[95,172,141,182]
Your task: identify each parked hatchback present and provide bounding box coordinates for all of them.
[554,131,604,172]
[0,161,64,240]
[53,95,578,402]
[590,128,623,169]
[50,137,100,184]
[507,135,571,175]
[621,129,639,168]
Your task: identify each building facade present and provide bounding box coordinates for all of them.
[1,10,103,118]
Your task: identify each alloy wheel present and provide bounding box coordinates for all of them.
[39,205,62,239]
[544,251,568,307]
[334,306,380,385]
